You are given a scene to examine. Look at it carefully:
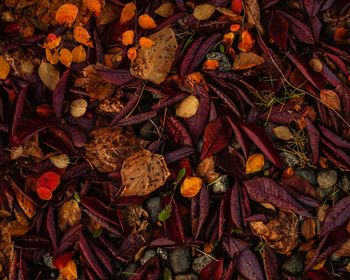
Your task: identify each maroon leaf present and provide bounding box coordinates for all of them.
[208,84,240,116]
[200,117,232,160]
[90,242,114,276]
[53,69,70,118]
[116,232,146,262]
[56,224,82,255]
[318,123,350,150]
[194,185,209,239]
[116,111,157,126]
[305,118,320,164]
[237,248,265,280]
[129,256,160,280]
[96,68,136,86]
[320,196,350,237]
[46,204,57,251]
[223,236,248,257]
[321,137,350,170]
[199,259,224,280]
[165,198,185,243]
[165,147,195,164]
[239,122,283,168]
[262,246,280,280]
[269,10,289,50]
[165,116,193,147]
[11,85,28,136]
[244,177,312,217]
[226,117,249,159]
[230,181,242,228]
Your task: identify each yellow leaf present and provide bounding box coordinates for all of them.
[232,52,264,70]
[73,26,94,48]
[138,14,157,29]
[55,4,79,26]
[122,30,134,46]
[71,45,87,63]
[46,48,60,65]
[130,26,177,84]
[58,260,78,280]
[59,48,73,68]
[320,89,341,111]
[42,35,62,49]
[155,1,175,17]
[70,99,88,117]
[272,126,294,141]
[139,37,155,48]
[50,154,70,169]
[120,2,136,24]
[84,0,103,17]
[58,200,81,231]
[180,177,203,198]
[238,30,255,52]
[193,4,216,20]
[38,61,60,91]
[246,153,265,174]
[176,95,200,118]
[0,56,10,80]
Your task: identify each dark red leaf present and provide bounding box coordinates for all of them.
[305,118,320,164]
[56,224,82,255]
[110,94,139,126]
[11,86,28,136]
[230,181,242,228]
[116,232,146,262]
[151,92,188,111]
[96,68,136,86]
[262,246,280,280]
[237,248,265,280]
[46,204,57,251]
[194,185,209,239]
[208,84,240,116]
[226,117,249,159]
[116,111,157,126]
[269,10,289,50]
[199,259,224,280]
[303,0,314,16]
[223,259,236,280]
[244,177,312,217]
[129,256,160,280]
[90,242,114,276]
[318,123,350,150]
[165,116,193,147]
[164,147,195,164]
[53,69,70,118]
[42,127,77,155]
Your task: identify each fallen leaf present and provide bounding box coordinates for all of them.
[0,56,11,80]
[43,34,62,49]
[122,30,134,46]
[180,177,203,198]
[58,259,78,280]
[35,171,61,191]
[176,95,200,118]
[120,2,136,24]
[244,0,264,34]
[59,48,73,68]
[55,4,79,26]
[84,0,103,17]
[130,26,177,84]
[37,187,53,200]
[238,30,255,52]
[70,99,88,117]
[155,1,175,17]
[139,37,155,48]
[301,218,316,240]
[138,14,157,29]
[193,4,216,20]
[8,209,30,237]
[232,52,265,70]
[58,200,81,231]
[127,47,137,60]
[73,26,94,48]
[46,48,60,65]
[245,153,265,174]
[50,154,70,169]
[71,45,86,63]
[272,126,294,141]
[320,89,341,111]
[120,149,170,197]
[38,61,60,91]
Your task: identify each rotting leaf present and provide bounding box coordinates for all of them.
[58,199,81,232]
[130,26,177,84]
[38,61,59,91]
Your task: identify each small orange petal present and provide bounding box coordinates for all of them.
[230,24,240,32]
[127,47,137,60]
[138,14,157,29]
[139,37,155,48]
[120,2,136,24]
[122,30,134,46]
[203,59,219,70]
[180,177,203,198]
[55,4,79,26]
[238,30,255,52]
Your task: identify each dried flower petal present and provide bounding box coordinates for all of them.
[139,37,155,48]
[120,2,136,24]
[37,187,53,200]
[138,14,157,29]
[246,153,265,174]
[122,30,134,46]
[180,176,203,197]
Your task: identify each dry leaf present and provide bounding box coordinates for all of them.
[176,95,200,118]
[50,154,70,169]
[320,89,341,111]
[193,4,216,20]
[84,0,103,17]
[121,206,149,233]
[196,156,220,183]
[38,61,59,91]
[70,99,88,117]
[272,126,294,141]
[59,48,73,68]
[46,48,59,65]
[58,199,81,231]
[21,135,43,159]
[98,1,118,25]
[232,52,265,70]
[0,220,14,278]
[84,127,147,172]
[300,218,316,240]
[0,56,11,80]
[244,0,264,34]
[138,14,157,29]
[120,2,136,24]
[58,259,78,280]
[130,26,177,84]
[246,153,265,174]
[122,30,135,46]
[155,1,176,17]
[120,149,170,197]
[42,34,62,49]
[73,26,94,48]
[238,30,255,52]
[139,37,155,48]
[181,177,203,198]
[8,209,30,237]
[55,4,79,26]
[71,45,87,63]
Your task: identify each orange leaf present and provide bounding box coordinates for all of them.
[223,32,235,46]
[245,153,265,174]
[138,14,157,29]
[120,2,136,24]
[180,177,203,198]
[232,52,264,70]
[127,47,137,60]
[203,59,219,70]
[122,30,134,46]
[37,187,53,200]
[36,171,61,191]
[230,24,241,32]
[53,252,74,269]
[42,33,61,49]
[59,48,73,67]
[71,45,87,63]
[55,4,79,26]
[320,89,341,111]
[333,27,347,42]
[46,48,59,65]
[84,0,102,16]
[238,30,255,52]
[0,56,10,80]
[73,26,94,48]
[139,37,155,48]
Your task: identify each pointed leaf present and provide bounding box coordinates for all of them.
[38,61,60,91]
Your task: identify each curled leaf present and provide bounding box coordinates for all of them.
[320,89,341,111]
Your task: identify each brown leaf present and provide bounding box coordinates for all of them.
[58,199,81,231]
[130,26,177,84]
[155,1,175,17]
[120,149,170,197]
[121,206,149,233]
[84,127,147,172]
[301,218,316,241]
[38,61,59,91]
[272,126,294,141]
[232,52,265,70]
[320,89,341,111]
[193,4,216,20]
[244,0,264,34]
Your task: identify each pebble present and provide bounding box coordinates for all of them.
[175,274,199,280]
[211,175,229,194]
[168,247,192,274]
[157,247,168,260]
[341,174,350,192]
[192,255,214,274]
[282,255,303,275]
[295,169,317,185]
[280,152,298,167]
[140,250,157,265]
[317,169,338,188]
[145,197,161,222]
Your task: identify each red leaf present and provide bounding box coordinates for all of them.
[46,204,57,251]
[208,84,240,116]
[53,252,74,269]
[194,185,209,239]
[96,68,136,86]
[262,246,280,280]
[53,69,70,118]
[243,177,312,217]
[11,86,28,136]
[200,117,232,160]
[305,118,320,164]
[36,172,61,191]
[199,259,224,280]
[231,0,243,14]
[269,10,289,50]
[226,116,249,159]
[165,116,193,147]
[230,181,242,228]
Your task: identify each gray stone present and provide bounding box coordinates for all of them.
[317,169,338,188]
[282,255,303,275]
[212,175,229,194]
[192,255,214,274]
[280,152,298,167]
[145,197,161,222]
[175,274,198,280]
[295,169,317,185]
[140,250,157,265]
[341,174,350,192]
[157,247,168,260]
[43,253,55,269]
[169,247,192,274]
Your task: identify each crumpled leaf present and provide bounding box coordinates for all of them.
[320,89,341,111]
[130,26,177,84]
[84,127,147,172]
[58,199,81,231]
[120,149,170,197]
[232,52,265,70]
[0,56,10,80]
[193,4,216,20]
[38,61,59,91]
[245,153,265,174]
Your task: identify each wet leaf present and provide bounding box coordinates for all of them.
[245,153,265,174]
[244,0,264,34]
[58,259,78,280]
[58,200,81,232]
[53,69,70,118]
[130,26,177,84]
[38,61,59,91]
[35,171,61,191]
[193,4,216,20]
